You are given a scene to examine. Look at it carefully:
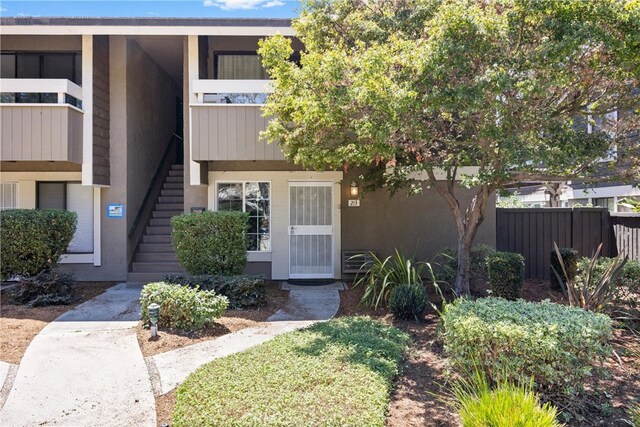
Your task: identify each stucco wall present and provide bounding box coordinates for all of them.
[126,39,181,243]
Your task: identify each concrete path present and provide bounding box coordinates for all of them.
[0,283,156,427]
[148,282,343,395]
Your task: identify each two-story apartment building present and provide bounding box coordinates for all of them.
[0,17,496,282]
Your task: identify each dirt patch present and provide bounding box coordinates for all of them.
[0,281,117,364]
[155,390,176,427]
[138,282,288,358]
[338,281,640,427]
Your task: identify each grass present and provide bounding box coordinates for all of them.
[172,317,411,427]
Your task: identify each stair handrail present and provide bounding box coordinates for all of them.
[127,133,182,239]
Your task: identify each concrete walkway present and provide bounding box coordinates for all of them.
[148,282,343,395]
[0,283,156,427]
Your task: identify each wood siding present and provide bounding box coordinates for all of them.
[191,105,285,161]
[0,105,83,163]
[93,36,111,186]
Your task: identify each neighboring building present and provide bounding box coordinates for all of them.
[0,17,496,282]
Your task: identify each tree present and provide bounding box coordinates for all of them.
[259,0,640,295]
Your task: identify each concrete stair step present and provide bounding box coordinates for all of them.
[155,203,183,211]
[164,183,182,190]
[145,226,172,235]
[149,218,171,227]
[166,176,184,183]
[160,189,183,197]
[142,235,172,243]
[152,210,182,218]
[168,170,183,177]
[135,252,177,262]
[171,164,183,170]
[138,243,174,252]
[158,196,184,204]
[128,272,182,283]
[131,261,183,273]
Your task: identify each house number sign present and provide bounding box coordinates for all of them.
[348,199,360,207]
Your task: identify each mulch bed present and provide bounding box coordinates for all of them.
[337,281,640,427]
[0,281,117,364]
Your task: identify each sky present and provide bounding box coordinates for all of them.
[0,0,300,18]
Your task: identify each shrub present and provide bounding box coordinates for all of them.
[11,271,77,307]
[354,249,437,310]
[487,252,524,300]
[388,283,428,320]
[164,274,266,309]
[171,211,249,275]
[441,298,612,395]
[630,403,640,427]
[0,209,77,279]
[140,282,228,330]
[550,247,578,290]
[434,244,496,289]
[173,317,410,427]
[451,371,561,427]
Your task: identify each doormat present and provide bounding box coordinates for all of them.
[287,279,335,286]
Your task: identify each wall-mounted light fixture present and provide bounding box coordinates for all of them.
[350,181,359,197]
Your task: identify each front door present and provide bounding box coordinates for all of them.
[288,182,334,279]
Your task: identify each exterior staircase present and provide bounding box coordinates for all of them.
[128,164,185,282]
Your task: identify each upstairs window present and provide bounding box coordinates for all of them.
[214,52,269,80]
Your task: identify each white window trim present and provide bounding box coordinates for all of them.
[214,180,272,258]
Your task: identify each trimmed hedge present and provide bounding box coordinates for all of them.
[164,274,266,309]
[441,298,612,395]
[171,211,249,275]
[388,283,428,321]
[140,282,229,330]
[487,251,524,300]
[550,247,578,289]
[435,244,496,288]
[0,209,77,279]
[11,271,77,307]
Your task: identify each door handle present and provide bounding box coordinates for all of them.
[289,226,295,235]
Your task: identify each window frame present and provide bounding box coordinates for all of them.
[214,180,272,253]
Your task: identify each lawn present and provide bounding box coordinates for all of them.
[172,316,410,427]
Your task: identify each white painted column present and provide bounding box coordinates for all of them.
[187,35,205,186]
[81,34,94,186]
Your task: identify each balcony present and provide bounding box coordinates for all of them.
[190,79,285,162]
[0,79,83,163]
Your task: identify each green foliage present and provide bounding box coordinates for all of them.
[163,274,266,309]
[487,252,525,300]
[353,249,437,310]
[450,370,561,427]
[496,192,527,208]
[553,243,627,312]
[550,247,578,290]
[171,211,249,276]
[388,283,428,321]
[11,271,77,307]
[441,298,612,395]
[173,317,410,427]
[618,198,640,212]
[630,403,640,427]
[140,282,228,330]
[435,245,496,288]
[0,209,77,279]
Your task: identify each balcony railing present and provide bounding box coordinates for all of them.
[0,79,83,163]
[192,79,272,105]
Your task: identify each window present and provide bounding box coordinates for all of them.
[217,182,270,251]
[0,182,17,210]
[214,53,270,80]
[37,182,94,253]
[593,197,615,212]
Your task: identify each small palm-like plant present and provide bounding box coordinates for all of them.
[353,249,439,310]
[618,198,640,212]
[552,242,627,312]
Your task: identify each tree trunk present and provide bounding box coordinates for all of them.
[454,235,473,296]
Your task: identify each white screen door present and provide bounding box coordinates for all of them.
[289,182,334,278]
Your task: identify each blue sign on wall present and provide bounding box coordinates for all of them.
[107,204,125,218]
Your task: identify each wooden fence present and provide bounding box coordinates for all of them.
[496,208,639,279]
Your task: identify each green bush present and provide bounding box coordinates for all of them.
[164,274,266,309]
[388,283,428,320]
[451,371,561,427]
[434,244,496,288]
[11,271,77,307]
[173,317,410,427]
[576,257,640,314]
[0,209,77,279]
[171,211,249,275]
[140,282,228,330]
[441,298,612,395]
[487,252,524,300]
[550,247,578,290]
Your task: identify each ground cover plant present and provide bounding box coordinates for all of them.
[440,297,612,395]
[11,271,77,307]
[171,211,248,275]
[140,282,228,330]
[164,274,266,309]
[172,317,410,427]
[0,209,77,279]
